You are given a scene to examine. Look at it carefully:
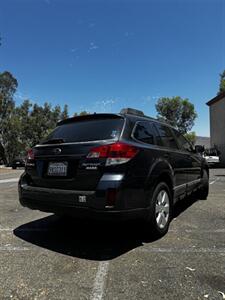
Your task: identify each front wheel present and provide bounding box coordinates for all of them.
[145,182,173,237]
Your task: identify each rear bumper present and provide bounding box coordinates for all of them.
[19,180,148,221]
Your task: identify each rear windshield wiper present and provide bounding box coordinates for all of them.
[42,138,65,145]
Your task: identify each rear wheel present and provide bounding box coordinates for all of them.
[146,182,172,237]
[196,169,209,200]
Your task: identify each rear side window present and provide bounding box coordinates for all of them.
[133,121,155,145]
[43,118,124,143]
[172,129,193,152]
[154,123,178,149]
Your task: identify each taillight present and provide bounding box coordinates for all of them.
[87,142,139,166]
[27,149,34,160]
[87,145,109,158]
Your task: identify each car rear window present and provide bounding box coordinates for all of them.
[43,118,124,143]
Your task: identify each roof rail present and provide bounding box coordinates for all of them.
[120,108,144,117]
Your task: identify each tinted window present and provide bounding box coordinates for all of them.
[172,129,193,152]
[43,118,124,143]
[154,123,178,149]
[133,122,155,145]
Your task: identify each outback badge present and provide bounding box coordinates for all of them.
[78,195,87,203]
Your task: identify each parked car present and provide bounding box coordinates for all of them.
[18,108,209,237]
[12,158,25,169]
[203,148,220,167]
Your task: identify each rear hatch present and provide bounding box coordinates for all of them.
[26,114,125,190]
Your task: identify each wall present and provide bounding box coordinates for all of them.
[209,96,225,165]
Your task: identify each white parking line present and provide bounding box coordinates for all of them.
[210,179,218,185]
[138,247,225,253]
[0,246,29,251]
[0,178,19,184]
[169,229,225,233]
[91,261,109,300]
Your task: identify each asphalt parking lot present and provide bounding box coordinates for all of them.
[0,168,225,300]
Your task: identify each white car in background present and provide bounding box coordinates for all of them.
[203,148,220,166]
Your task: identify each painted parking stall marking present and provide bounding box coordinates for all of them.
[91,261,109,300]
[0,178,19,184]
[209,178,219,185]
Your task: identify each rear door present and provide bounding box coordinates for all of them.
[153,123,190,197]
[26,116,125,191]
[131,120,158,182]
[172,129,201,190]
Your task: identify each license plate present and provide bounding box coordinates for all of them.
[47,162,68,176]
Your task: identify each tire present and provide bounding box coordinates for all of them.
[196,169,209,200]
[145,182,173,237]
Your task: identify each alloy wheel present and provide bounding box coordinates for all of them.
[155,189,170,229]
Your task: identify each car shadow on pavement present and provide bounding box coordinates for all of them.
[173,195,199,218]
[14,216,160,260]
[14,196,199,261]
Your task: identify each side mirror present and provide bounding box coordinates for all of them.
[195,145,205,153]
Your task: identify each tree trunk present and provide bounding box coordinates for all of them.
[0,142,7,165]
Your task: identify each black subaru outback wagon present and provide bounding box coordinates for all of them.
[19,108,209,236]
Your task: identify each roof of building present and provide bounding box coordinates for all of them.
[206,91,225,106]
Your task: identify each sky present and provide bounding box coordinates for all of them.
[0,0,225,136]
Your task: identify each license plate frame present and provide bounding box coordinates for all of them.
[47,161,68,177]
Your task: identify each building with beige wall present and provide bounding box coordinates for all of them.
[206,91,225,165]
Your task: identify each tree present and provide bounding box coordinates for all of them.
[0,71,18,163]
[0,142,5,164]
[61,104,69,120]
[73,111,89,117]
[79,110,89,116]
[218,70,225,94]
[0,96,65,162]
[0,71,17,118]
[184,131,196,145]
[155,96,197,134]
[0,69,71,163]
[2,112,24,163]
[17,100,63,148]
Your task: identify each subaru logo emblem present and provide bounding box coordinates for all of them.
[53,148,62,155]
